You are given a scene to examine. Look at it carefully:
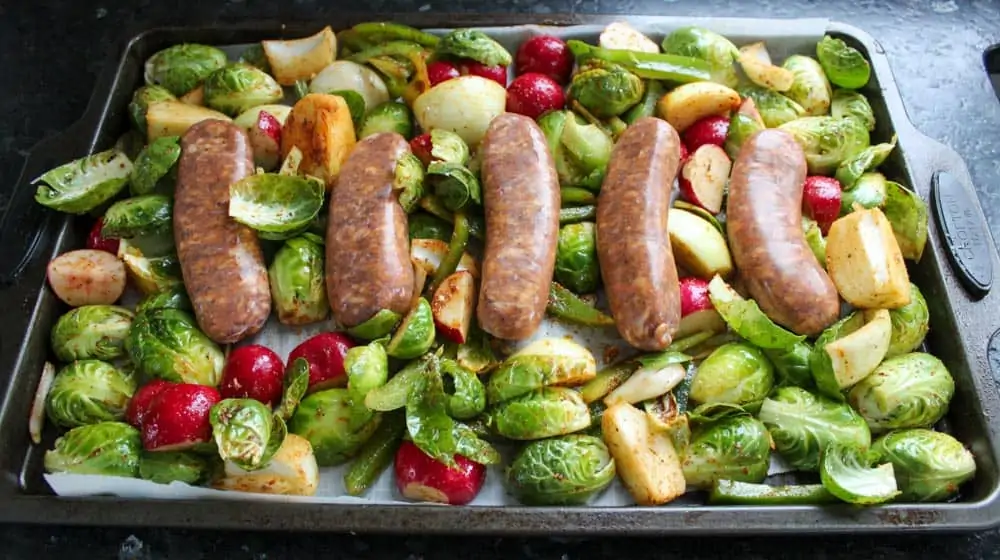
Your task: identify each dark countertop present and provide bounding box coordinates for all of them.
[2,1,1000,558]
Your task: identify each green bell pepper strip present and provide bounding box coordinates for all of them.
[567,40,712,83]
[547,282,614,327]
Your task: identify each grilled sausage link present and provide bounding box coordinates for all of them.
[596,116,682,351]
[727,129,840,336]
[326,132,414,327]
[175,119,271,344]
[477,113,561,340]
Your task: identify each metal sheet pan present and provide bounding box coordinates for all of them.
[1,13,999,534]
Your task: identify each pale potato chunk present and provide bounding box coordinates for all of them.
[281,93,357,190]
[602,402,686,506]
[826,207,911,309]
[657,82,741,132]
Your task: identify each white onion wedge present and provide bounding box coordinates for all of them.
[263,26,337,86]
[28,362,56,445]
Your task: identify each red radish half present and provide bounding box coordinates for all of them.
[458,60,508,87]
[126,379,174,429]
[514,35,574,84]
[678,144,731,214]
[248,111,282,170]
[219,344,285,406]
[427,61,461,87]
[87,218,119,255]
[682,115,730,152]
[802,176,843,234]
[394,440,486,505]
[141,384,220,452]
[431,270,477,344]
[677,277,727,339]
[506,73,566,120]
[47,249,126,307]
[287,332,355,392]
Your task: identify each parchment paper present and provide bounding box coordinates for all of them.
[46,16,828,506]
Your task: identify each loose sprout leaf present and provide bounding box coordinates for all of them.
[883,180,929,262]
[139,450,213,485]
[435,29,513,67]
[130,136,181,195]
[831,89,875,131]
[229,173,325,233]
[277,357,311,421]
[707,276,806,350]
[394,153,426,213]
[763,340,815,389]
[871,429,976,502]
[328,90,368,127]
[237,43,272,73]
[820,443,900,505]
[440,359,486,420]
[102,195,173,238]
[117,239,184,296]
[428,161,481,212]
[840,172,887,214]
[429,129,471,166]
[834,137,897,189]
[34,149,133,214]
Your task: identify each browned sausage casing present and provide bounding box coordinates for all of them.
[175,119,271,344]
[597,116,682,351]
[326,132,414,327]
[727,129,840,336]
[477,113,561,340]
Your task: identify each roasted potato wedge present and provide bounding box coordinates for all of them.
[146,100,230,141]
[826,207,911,309]
[657,82,741,132]
[602,401,686,506]
[281,93,357,189]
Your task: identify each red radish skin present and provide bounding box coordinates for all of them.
[287,332,355,392]
[678,144,731,214]
[88,218,120,255]
[505,73,566,120]
[679,142,689,165]
[410,134,434,167]
[126,379,174,428]
[141,384,220,451]
[802,176,843,234]
[679,277,713,317]
[458,60,508,87]
[249,111,282,170]
[682,116,730,152]
[394,441,486,505]
[514,35,574,84]
[219,344,285,406]
[427,61,461,87]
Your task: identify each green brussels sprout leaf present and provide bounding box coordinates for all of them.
[887,283,930,358]
[237,43,271,73]
[487,387,591,440]
[125,308,224,386]
[364,356,432,412]
[385,297,436,360]
[506,434,616,505]
[816,35,871,90]
[835,137,896,189]
[346,309,403,341]
[779,115,870,175]
[229,173,325,234]
[883,181,929,262]
[408,211,453,242]
[139,450,213,485]
[51,305,134,362]
[428,162,481,212]
[277,357,310,421]
[118,239,183,295]
[135,287,192,315]
[689,342,774,409]
[871,429,976,502]
[44,421,141,478]
[327,89,367,127]
[440,358,486,420]
[129,85,177,136]
[682,414,771,489]
[46,360,136,429]
[393,153,426,213]
[203,63,284,117]
[429,129,471,166]
[707,276,806,350]
[660,27,739,86]
[540,112,613,192]
[268,235,329,326]
[33,149,133,214]
[555,222,600,294]
[831,89,875,131]
[568,60,645,119]
[801,217,827,268]
[724,111,766,160]
[130,136,181,196]
[345,342,390,429]
[820,443,899,505]
[737,85,805,128]
[763,340,815,389]
[434,29,512,67]
[758,386,871,471]
[848,353,954,433]
[456,326,499,374]
[144,43,228,96]
[360,101,414,139]
[290,388,382,466]
[102,194,173,238]
[782,55,833,116]
[840,171,887,214]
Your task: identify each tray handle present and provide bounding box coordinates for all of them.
[0,119,96,287]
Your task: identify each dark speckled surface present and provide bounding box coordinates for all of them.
[2,0,1000,557]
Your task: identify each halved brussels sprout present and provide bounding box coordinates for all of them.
[758,386,871,471]
[568,60,645,119]
[428,162,481,213]
[33,149,133,214]
[51,305,134,362]
[125,308,224,386]
[117,239,183,296]
[831,89,875,131]
[840,171,887,213]
[661,26,740,87]
[871,429,976,502]
[682,414,771,489]
[129,136,181,196]
[820,443,899,505]
[145,43,228,96]
[505,434,616,505]
[487,387,591,440]
[344,341,389,429]
[816,35,871,90]
[736,85,805,128]
[45,360,136,429]
[487,338,597,405]
[202,63,284,116]
[129,85,177,136]
[887,283,929,358]
[440,359,486,420]
[689,342,774,408]
[538,111,614,192]
[290,388,381,466]
[135,287,192,315]
[429,129,471,166]
[778,116,870,175]
[44,421,141,478]
[724,111,765,160]
[229,173,326,234]
[268,235,329,325]
[139,450,214,485]
[359,101,414,139]
[554,222,600,295]
[394,153,426,213]
[884,180,929,262]
[102,195,173,238]
[782,55,832,117]
[435,29,513,67]
[210,398,286,471]
[848,353,954,433]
